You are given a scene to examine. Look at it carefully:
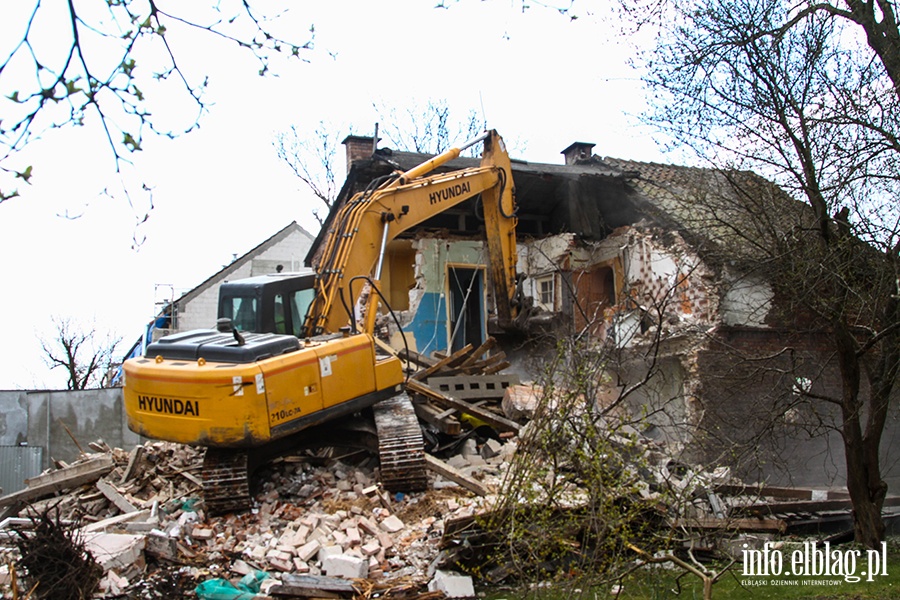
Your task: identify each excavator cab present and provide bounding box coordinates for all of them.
[218,272,316,336]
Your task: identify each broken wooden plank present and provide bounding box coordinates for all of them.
[0,456,116,508]
[120,445,145,484]
[399,348,438,369]
[82,509,152,533]
[672,517,787,534]
[413,401,461,436]
[169,466,203,488]
[714,484,849,500]
[424,454,490,497]
[461,352,508,375]
[428,374,520,400]
[456,337,498,369]
[482,361,511,375]
[407,379,520,434]
[269,574,357,598]
[96,479,139,514]
[411,344,473,381]
[731,495,900,517]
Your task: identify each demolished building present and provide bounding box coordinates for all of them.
[309,135,900,491]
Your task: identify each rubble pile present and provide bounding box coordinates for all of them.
[0,433,515,598]
[0,345,886,597]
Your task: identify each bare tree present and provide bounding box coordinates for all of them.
[373,99,484,155]
[1,1,314,203]
[40,317,122,390]
[631,0,900,547]
[274,121,345,227]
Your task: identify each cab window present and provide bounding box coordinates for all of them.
[226,296,258,332]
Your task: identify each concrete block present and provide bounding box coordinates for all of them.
[84,532,145,573]
[323,553,368,579]
[317,544,343,563]
[502,384,542,420]
[427,570,475,598]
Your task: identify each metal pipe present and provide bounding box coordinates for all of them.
[374,219,391,281]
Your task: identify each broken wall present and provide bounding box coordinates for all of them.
[394,237,489,356]
[694,328,900,490]
[27,388,140,469]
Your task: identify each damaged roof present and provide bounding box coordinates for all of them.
[306,146,646,266]
[602,157,813,264]
[307,141,810,270]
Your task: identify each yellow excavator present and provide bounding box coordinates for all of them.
[122,130,519,512]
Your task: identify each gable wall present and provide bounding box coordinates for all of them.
[175,229,313,332]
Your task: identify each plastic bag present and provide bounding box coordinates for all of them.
[194,570,268,600]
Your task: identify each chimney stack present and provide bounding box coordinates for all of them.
[561,141,596,165]
[342,135,377,174]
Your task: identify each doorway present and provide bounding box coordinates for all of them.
[448,266,485,353]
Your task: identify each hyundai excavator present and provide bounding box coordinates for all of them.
[122,130,519,513]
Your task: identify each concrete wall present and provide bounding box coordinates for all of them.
[0,388,140,490]
[0,391,30,446]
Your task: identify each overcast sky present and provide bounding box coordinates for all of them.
[0,1,672,389]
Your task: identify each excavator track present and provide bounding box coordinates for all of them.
[201,449,251,515]
[373,393,428,493]
[199,393,428,514]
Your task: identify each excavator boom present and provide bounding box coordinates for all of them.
[304,130,518,337]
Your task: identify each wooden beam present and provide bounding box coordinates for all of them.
[407,379,520,434]
[714,484,850,500]
[731,495,900,517]
[672,517,787,534]
[482,361,511,375]
[410,344,473,381]
[413,401,461,436]
[457,337,498,369]
[0,456,115,508]
[398,348,438,369]
[424,454,490,497]
[269,574,356,598]
[119,446,145,484]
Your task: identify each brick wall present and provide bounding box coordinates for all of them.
[692,326,900,490]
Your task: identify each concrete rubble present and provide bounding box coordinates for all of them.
[0,433,509,598]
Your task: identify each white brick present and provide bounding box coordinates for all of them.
[296,540,320,562]
[428,570,475,598]
[379,515,404,533]
[323,553,368,579]
[317,544,343,564]
[361,541,380,556]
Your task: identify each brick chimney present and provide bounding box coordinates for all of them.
[342,135,377,174]
[561,141,596,165]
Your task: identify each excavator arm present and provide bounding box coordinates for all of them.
[304,130,519,337]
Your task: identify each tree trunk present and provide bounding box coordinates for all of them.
[835,321,887,547]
